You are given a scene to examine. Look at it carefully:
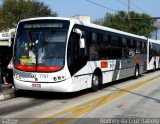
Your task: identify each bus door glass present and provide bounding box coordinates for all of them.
[67,28,87,76]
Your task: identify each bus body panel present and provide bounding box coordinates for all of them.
[147,39,160,71]
[147,56,160,70]
[13,67,67,82]
[14,77,74,92]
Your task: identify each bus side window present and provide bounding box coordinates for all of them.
[121,38,129,58]
[111,35,121,59]
[129,39,135,48]
[89,32,99,60]
[128,39,136,57]
[139,41,142,49]
[100,33,111,60]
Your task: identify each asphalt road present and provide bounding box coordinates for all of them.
[0,70,160,124]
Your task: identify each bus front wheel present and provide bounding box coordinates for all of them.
[14,89,22,97]
[91,73,100,92]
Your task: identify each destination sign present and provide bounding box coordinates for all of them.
[24,23,63,28]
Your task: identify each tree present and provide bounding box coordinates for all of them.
[0,0,57,31]
[94,11,156,37]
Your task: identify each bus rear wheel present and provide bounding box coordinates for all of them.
[91,73,100,92]
[134,66,139,79]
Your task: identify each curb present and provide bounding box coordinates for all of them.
[0,91,15,101]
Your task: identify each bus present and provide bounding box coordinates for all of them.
[0,29,15,46]
[147,39,160,71]
[13,17,148,92]
[0,31,10,46]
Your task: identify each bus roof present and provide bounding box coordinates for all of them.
[148,38,160,44]
[19,17,147,40]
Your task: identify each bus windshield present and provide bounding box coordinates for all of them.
[14,20,70,72]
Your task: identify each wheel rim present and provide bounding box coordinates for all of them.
[136,68,139,77]
[93,75,99,86]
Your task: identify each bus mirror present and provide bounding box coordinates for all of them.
[73,28,82,36]
[80,38,85,48]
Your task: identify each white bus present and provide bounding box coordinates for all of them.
[0,32,9,41]
[13,17,148,92]
[0,31,10,46]
[0,29,15,47]
[147,39,160,71]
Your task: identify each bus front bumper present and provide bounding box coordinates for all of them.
[14,78,74,92]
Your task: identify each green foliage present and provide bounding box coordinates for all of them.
[94,11,156,37]
[0,0,57,31]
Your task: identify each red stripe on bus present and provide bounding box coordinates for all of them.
[37,66,62,72]
[14,65,62,72]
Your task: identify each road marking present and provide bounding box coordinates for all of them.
[32,75,160,124]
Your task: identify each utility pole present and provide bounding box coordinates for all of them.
[127,0,160,39]
[128,0,131,32]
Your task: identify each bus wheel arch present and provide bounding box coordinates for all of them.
[91,68,102,92]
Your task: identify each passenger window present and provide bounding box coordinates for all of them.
[102,34,110,47]
[122,38,127,47]
[122,38,129,58]
[91,33,97,45]
[90,32,99,60]
[111,36,119,47]
[129,39,134,48]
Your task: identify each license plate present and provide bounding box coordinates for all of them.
[32,83,41,88]
[30,73,49,79]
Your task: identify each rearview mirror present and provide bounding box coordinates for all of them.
[79,38,85,48]
[73,28,82,36]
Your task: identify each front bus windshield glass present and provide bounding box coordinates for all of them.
[14,20,70,72]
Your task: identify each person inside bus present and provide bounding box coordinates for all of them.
[29,46,36,64]
[38,45,46,64]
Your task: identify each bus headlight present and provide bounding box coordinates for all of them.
[53,77,57,81]
[58,76,61,80]
[53,76,65,82]
[14,74,24,80]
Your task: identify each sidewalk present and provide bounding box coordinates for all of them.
[0,84,15,101]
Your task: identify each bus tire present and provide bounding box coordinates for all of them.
[134,66,139,79]
[14,89,21,97]
[91,73,100,92]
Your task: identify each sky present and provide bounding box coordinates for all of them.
[40,0,160,39]
[40,0,160,20]
[0,0,160,39]
[0,0,159,20]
